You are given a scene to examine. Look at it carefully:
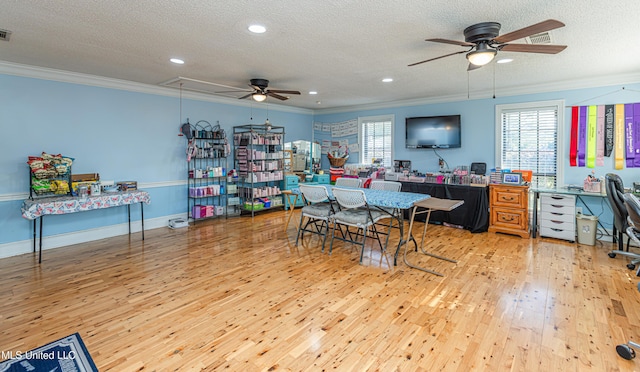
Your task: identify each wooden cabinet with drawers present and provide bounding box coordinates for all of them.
[538,193,576,242]
[488,184,530,238]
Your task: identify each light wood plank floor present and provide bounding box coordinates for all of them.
[2,210,640,371]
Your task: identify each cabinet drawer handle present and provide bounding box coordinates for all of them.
[551,196,564,200]
[500,216,515,222]
[551,204,563,208]
[502,197,515,201]
[551,228,562,232]
[551,212,562,215]
[551,220,563,224]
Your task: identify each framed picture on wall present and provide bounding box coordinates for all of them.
[502,172,523,185]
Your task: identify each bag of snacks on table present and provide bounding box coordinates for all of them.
[31,178,52,194]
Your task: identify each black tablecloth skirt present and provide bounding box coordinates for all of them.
[401,182,489,233]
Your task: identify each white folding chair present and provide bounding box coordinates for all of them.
[368,180,403,243]
[369,180,402,192]
[334,177,362,188]
[329,187,392,264]
[369,180,402,213]
[295,184,335,251]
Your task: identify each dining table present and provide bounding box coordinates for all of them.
[289,184,462,274]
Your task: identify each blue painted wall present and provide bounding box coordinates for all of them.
[0,73,312,249]
[315,83,640,231]
[2,69,639,254]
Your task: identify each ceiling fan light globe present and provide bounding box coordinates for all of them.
[466,49,497,66]
[252,93,267,102]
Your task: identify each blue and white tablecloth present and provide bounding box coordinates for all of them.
[292,185,429,209]
[22,190,150,220]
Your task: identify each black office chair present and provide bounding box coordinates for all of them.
[614,193,640,360]
[605,173,630,252]
[623,193,640,247]
[608,188,639,269]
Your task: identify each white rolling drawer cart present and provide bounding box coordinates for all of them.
[539,193,576,242]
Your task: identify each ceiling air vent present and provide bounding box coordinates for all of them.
[525,31,552,44]
[0,28,12,41]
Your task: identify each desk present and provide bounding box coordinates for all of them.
[406,198,464,276]
[21,190,150,263]
[531,188,610,239]
[400,182,489,233]
[289,185,430,268]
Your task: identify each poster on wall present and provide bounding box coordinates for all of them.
[331,119,358,138]
[315,118,359,155]
[321,140,331,154]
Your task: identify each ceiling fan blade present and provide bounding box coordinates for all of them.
[268,89,300,95]
[408,50,468,66]
[238,93,253,100]
[467,63,483,71]
[500,43,567,54]
[493,19,565,44]
[426,38,474,47]
[267,92,288,100]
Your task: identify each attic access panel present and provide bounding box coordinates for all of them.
[159,77,247,98]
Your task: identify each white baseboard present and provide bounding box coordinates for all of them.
[599,229,640,248]
[0,213,187,260]
[533,225,640,247]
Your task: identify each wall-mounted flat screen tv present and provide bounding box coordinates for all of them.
[405,115,461,149]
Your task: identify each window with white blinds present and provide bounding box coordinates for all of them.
[359,115,394,167]
[495,100,565,189]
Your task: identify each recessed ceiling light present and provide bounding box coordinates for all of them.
[382,78,393,83]
[309,91,318,95]
[170,58,184,64]
[248,24,266,34]
[316,101,322,105]
[497,58,513,64]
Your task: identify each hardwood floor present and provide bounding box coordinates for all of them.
[2,210,640,371]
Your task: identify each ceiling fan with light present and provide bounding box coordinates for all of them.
[230,78,301,102]
[409,19,567,71]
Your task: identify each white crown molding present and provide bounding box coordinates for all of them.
[0,212,188,260]
[4,60,639,121]
[314,72,640,115]
[0,60,312,115]
[0,180,187,202]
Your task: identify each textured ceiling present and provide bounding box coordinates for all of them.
[1,0,640,110]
